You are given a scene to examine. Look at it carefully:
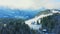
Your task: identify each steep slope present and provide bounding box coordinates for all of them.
[25,9,60,30]
[41,13,60,34]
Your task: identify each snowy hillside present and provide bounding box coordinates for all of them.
[25,9,60,30]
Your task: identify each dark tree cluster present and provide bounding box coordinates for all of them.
[41,13,60,34]
[0,18,36,34]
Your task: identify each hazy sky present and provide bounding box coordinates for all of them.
[0,0,60,10]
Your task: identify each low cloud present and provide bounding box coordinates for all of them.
[0,0,60,9]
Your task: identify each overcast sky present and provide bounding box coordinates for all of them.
[0,0,60,10]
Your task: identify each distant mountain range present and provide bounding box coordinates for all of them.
[0,7,41,19]
[0,7,60,20]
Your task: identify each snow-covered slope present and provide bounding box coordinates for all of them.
[25,10,60,30]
